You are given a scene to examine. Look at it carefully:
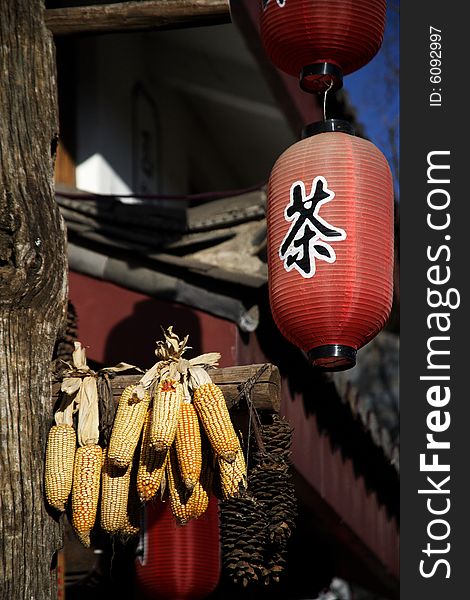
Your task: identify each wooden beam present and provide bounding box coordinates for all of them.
[52,363,281,412]
[45,0,231,36]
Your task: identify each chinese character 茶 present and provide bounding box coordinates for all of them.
[279,176,346,278]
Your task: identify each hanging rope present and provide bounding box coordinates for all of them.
[323,79,334,121]
[236,363,271,467]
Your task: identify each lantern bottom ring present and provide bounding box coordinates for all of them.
[308,344,356,371]
[300,63,343,94]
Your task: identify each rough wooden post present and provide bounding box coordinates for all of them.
[0,2,68,597]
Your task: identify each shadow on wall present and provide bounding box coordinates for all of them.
[103,298,202,369]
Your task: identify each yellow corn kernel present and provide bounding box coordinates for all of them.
[167,446,213,525]
[44,424,76,512]
[218,448,247,500]
[137,411,168,503]
[175,402,202,492]
[71,444,102,547]
[150,379,183,451]
[100,448,131,535]
[193,382,239,462]
[108,385,150,468]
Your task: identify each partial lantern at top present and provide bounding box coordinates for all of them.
[260,0,387,93]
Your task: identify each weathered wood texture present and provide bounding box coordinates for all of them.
[0,2,68,598]
[45,0,231,36]
[52,364,280,412]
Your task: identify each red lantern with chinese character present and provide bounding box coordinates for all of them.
[135,498,220,599]
[259,0,386,92]
[267,120,394,370]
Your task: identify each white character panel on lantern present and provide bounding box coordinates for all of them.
[262,0,286,9]
[279,176,346,278]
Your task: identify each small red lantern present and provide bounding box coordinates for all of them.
[135,498,220,599]
[259,0,386,92]
[267,120,394,370]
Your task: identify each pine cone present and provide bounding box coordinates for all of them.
[265,550,287,584]
[219,412,297,588]
[249,463,296,548]
[220,494,269,588]
[259,413,293,459]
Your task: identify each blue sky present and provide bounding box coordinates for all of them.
[342,2,399,197]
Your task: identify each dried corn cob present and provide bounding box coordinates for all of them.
[44,424,76,512]
[137,410,168,503]
[120,483,141,539]
[166,446,189,520]
[187,452,214,523]
[150,379,183,451]
[100,448,132,535]
[167,446,213,525]
[108,385,150,468]
[71,444,102,547]
[175,402,202,492]
[120,513,140,538]
[193,382,239,462]
[218,447,247,500]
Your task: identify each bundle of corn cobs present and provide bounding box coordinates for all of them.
[44,328,247,547]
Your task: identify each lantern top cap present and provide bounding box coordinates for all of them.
[302,119,355,139]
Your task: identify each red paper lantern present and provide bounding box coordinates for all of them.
[260,0,387,92]
[267,120,394,370]
[135,498,220,599]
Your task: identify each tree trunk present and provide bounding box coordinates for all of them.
[0,2,67,598]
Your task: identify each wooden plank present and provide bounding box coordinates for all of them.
[54,39,77,187]
[54,142,75,187]
[52,363,280,412]
[45,0,231,36]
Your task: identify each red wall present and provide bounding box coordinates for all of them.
[69,271,238,369]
